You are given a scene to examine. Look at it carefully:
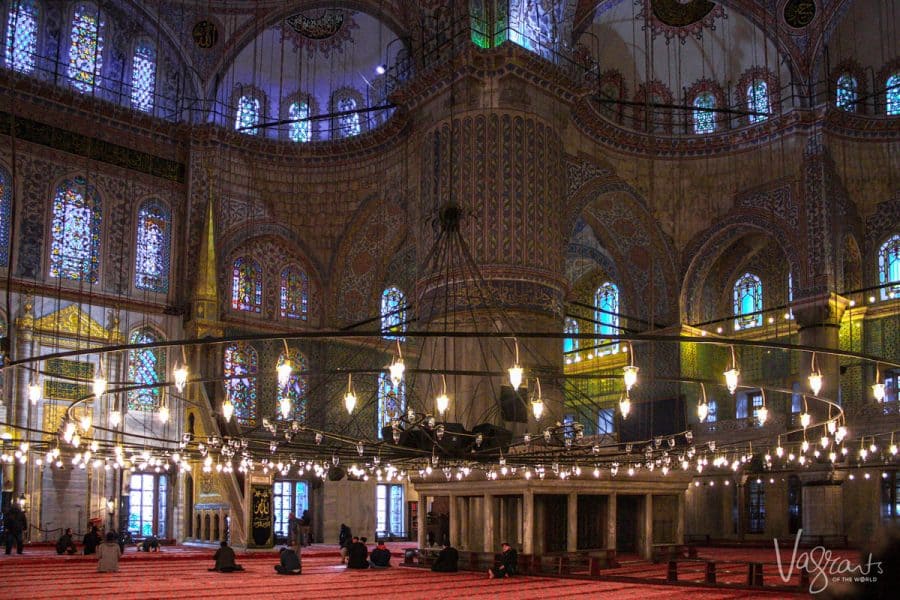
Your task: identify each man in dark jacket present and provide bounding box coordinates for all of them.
[82,524,100,555]
[56,528,77,555]
[346,536,369,569]
[488,542,517,579]
[3,504,27,554]
[209,540,244,572]
[431,542,459,572]
[274,546,301,574]
[369,540,391,568]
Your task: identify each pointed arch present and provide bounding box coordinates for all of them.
[594,282,619,353]
[224,342,258,426]
[280,265,309,320]
[231,256,262,313]
[733,272,763,330]
[127,327,165,411]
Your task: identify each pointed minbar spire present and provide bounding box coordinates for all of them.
[193,190,218,306]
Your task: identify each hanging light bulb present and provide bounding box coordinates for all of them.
[697,402,708,422]
[173,363,189,394]
[277,361,292,390]
[279,396,292,420]
[723,346,739,394]
[808,352,823,396]
[93,373,107,399]
[109,410,122,427]
[757,404,768,426]
[820,435,830,449]
[158,405,170,424]
[800,412,811,429]
[222,399,234,423]
[872,382,886,402]
[344,373,357,414]
[619,391,631,419]
[531,378,544,420]
[28,380,41,405]
[827,420,837,434]
[435,374,449,416]
[623,344,638,391]
[79,414,92,432]
[508,338,523,391]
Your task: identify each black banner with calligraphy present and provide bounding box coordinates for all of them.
[250,485,273,547]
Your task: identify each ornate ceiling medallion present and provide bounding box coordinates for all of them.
[636,0,727,44]
[783,0,817,29]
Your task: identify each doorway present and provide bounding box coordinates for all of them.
[616,495,640,553]
[540,495,567,553]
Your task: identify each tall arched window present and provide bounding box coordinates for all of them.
[288,101,311,142]
[747,81,770,123]
[836,74,858,111]
[381,286,406,340]
[693,92,716,134]
[0,165,11,268]
[235,95,260,135]
[377,373,405,439]
[5,0,39,73]
[335,95,361,138]
[733,272,763,330]
[879,234,900,300]
[224,342,258,426]
[134,199,171,293]
[594,282,619,353]
[67,3,104,93]
[232,257,262,313]
[130,39,156,112]
[280,266,308,320]
[50,176,101,282]
[563,318,579,354]
[276,350,308,422]
[127,328,165,411]
[887,74,900,116]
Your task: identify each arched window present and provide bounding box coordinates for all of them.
[67,3,104,93]
[50,176,101,282]
[335,95,361,138]
[224,342,258,426]
[747,81,770,123]
[127,328,165,411]
[887,74,900,116]
[134,199,171,293]
[381,286,406,340]
[231,257,262,313]
[594,282,619,353]
[879,234,900,300]
[5,0,39,73]
[235,95,260,135]
[288,101,311,142]
[693,92,716,134]
[733,272,763,330]
[130,39,156,112]
[0,165,11,268]
[706,399,718,423]
[280,266,308,320]
[836,74,857,111]
[377,373,405,439]
[563,318,578,354]
[276,350,308,422]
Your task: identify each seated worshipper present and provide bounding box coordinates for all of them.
[369,541,391,568]
[339,524,352,565]
[209,540,244,572]
[488,542,518,579]
[346,537,369,569]
[83,524,101,555]
[274,546,302,575]
[97,532,122,573]
[56,528,78,555]
[141,535,160,552]
[431,542,459,573]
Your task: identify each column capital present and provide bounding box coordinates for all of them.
[791,292,850,329]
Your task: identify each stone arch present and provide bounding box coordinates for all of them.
[866,196,900,287]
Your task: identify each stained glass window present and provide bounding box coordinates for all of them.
[706,399,717,423]
[131,39,156,113]
[693,92,716,134]
[0,165,10,268]
[836,74,857,111]
[879,234,900,300]
[563,318,578,354]
[280,266,308,320]
[288,101,311,142]
[747,81,770,123]
[594,282,619,354]
[67,3,104,93]
[377,373,405,439]
[49,177,101,282]
[597,408,614,435]
[127,328,165,411]
[734,272,763,330]
[5,0,39,73]
[887,74,900,116]
[235,95,260,134]
[276,350,308,422]
[232,257,262,313]
[381,286,406,340]
[336,95,360,138]
[224,342,258,426]
[134,199,171,293]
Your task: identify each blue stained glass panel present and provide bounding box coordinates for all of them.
[67,4,104,92]
[879,234,900,300]
[50,177,101,282]
[232,257,262,313]
[563,318,578,354]
[733,272,763,329]
[836,74,857,111]
[747,81,770,123]
[336,96,360,138]
[134,199,171,292]
[887,74,900,116]
[280,266,308,320]
[127,329,164,411]
[377,373,405,439]
[594,282,619,353]
[0,166,10,268]
[381,286,406,340]
[276,350,308,422]
[693,92,716,134]
[131,40,156,112]
[224,343,258,426]
[289,101,311,142]
[235,95,260,134]
[5,0,39,73]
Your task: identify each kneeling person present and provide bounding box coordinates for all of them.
[210,541,244,572]
[275,546,301,575]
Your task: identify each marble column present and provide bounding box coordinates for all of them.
[676,491,685,545]
[641,494,654,559]
[449,495,459,548]
[523,490,534,554]
[483,493,495,552]
[606,493,617,551]
[567,493,578,552]
[417,494,427,548]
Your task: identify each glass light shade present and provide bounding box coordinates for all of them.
[158,405,169,424]
[890,444,898,456]
[109,410,121,427]
[222,399,234,422]
[173,364,189,393]
[344,390,357,414]
[79,415,91,431]
[622,365,639,391]
[619,396,631,419]
[827,420,837,434]
[799,412,811,428]
[435,393,449,415]
[836,426,847,443]
[820,435,830,449]
[28,382,41,405]
[872,383,885,402]
[277,361,293,388]
[508,364,523,391]
[697,402,709,422]
[390,358,406,387]
[801,439,809,452]
[723,368,740,394]
[775,445,784,458]
[757,405,768,426]
[279,396,292,420]
[531,398,544,420]
[808,372,823,396]
[92,376,107,399]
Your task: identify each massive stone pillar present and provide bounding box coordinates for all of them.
[567,493,578,552]
[792,293,848,421]
[606,493,617,551]
[522,490,534,554]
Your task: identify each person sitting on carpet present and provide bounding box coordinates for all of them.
[346,536,369,569]
[274,546,301,575]
[210,540,244,572]
[487,542,517,579]
[97,532,122,573]
[339,524,352,565]
[369,540,391,568]
[83,524,101,555]
[141,535,160,552]
[56,528,77,555]
[431,542,459,572]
